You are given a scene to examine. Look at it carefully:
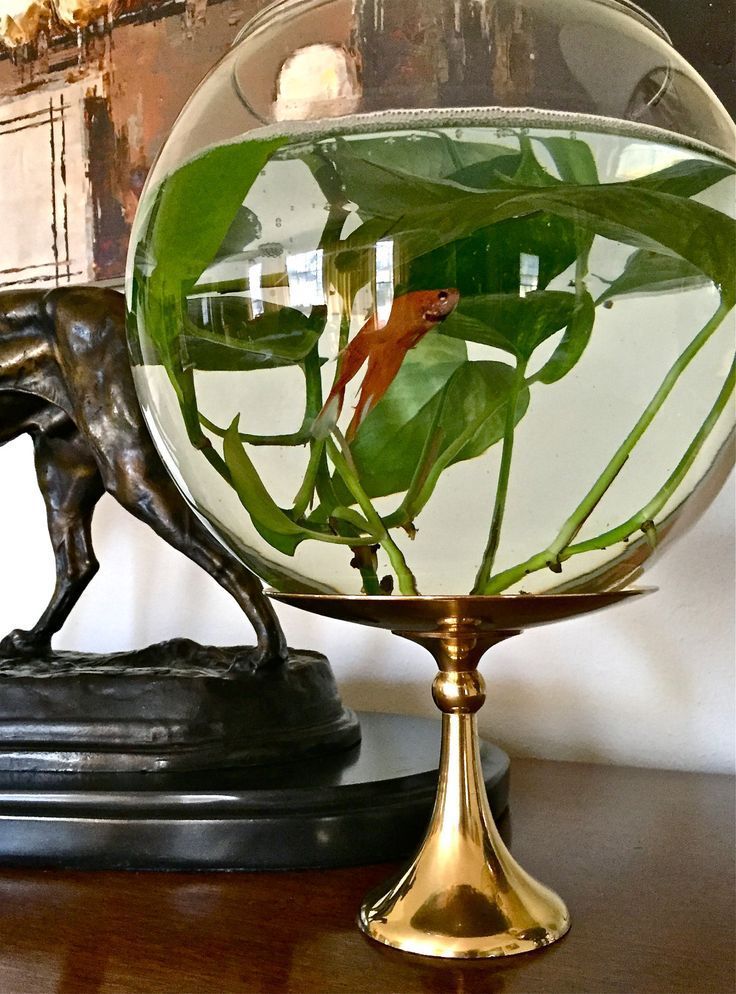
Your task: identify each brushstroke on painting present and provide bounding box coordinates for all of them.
[0,0,261,290]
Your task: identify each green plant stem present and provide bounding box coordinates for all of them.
[350,550,382,595]
[482,300,732,594]
[327,432,420,595]
[332,305,352,388]
[383,372,530,532]
[200,414,312,447]
[289,349,330,515]
[472,361,527,593]
[330,506,380,533]
[200,346,324,447]
[382,388,452,530]
[563,357,735,558]
[432,129,464,170]
[383,426,446,530]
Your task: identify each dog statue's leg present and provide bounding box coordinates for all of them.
[0,422,104,657]
[99,446,288,671]
[18,286,287,670]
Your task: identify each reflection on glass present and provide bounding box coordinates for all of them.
[375,238,395,325]
[519,253,540,298]
[275,43,361,121]
[286,249,325,309]
[248,262,264,318]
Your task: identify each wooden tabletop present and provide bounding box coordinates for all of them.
[0,758,733,994]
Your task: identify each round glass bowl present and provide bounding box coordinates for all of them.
[126,0,735,596]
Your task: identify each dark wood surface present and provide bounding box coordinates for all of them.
[0,757,733,994]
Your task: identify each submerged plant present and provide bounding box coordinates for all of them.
[129,126,736,595]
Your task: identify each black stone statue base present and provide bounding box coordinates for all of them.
[0,712,510,870]
[0,641,359,773]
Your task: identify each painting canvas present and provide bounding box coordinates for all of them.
[1,0,732,295]
[0,0,262,291]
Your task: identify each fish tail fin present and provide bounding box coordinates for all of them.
[312,391,343,439]
[312,323,373,438]
[346,349,405,441]
[345,385,376,442]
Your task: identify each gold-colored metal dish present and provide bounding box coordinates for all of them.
[270,590,654,959]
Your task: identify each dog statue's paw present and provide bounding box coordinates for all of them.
[229,642,287,674]
[0,628,50,658]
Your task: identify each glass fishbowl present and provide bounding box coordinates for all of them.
[126,0,736,598]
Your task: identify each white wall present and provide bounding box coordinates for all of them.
[0,435,733,774]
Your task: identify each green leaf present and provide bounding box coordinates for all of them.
[327,138,474,217]
[344,180,735,308]
[327,131,511,183]
[446,138,556,191]
[223,419,378,555]
[629,157,734,198]
[507,136,563,188]
[382,362,530,525]
[398,208,580,301]
[334,217,394,274]
[184,301,326,371]
[534,290,596,384]
[447,153,521,189]
[536,187,736,305]
[597,251,711,304]
[408,138,578,300]
[447,134,578,190]
[330,133,548,222]
[441,291,577,361]
[223,419,307,555]
[344,334,466,499]
[537,137,599,185]
[348,335,530,499]
[319,138,734,308]
[147,137,287,288]
[135,137,289,444]
[447,361,531,464]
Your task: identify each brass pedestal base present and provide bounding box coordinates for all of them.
[358,710,568,958]
[271,591,650,960]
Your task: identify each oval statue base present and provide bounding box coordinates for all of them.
[0,643,359,773]
[0,712,509,870]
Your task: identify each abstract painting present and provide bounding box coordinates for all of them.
[0,0,261,291]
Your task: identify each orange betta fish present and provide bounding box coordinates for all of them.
[315,288,460,442]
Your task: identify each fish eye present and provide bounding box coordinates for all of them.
[438,291,449,301]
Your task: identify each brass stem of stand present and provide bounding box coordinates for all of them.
[358,617,570,959]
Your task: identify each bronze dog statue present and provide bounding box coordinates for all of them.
[0,286,287,669]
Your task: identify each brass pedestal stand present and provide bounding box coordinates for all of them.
[272,591,650,959]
